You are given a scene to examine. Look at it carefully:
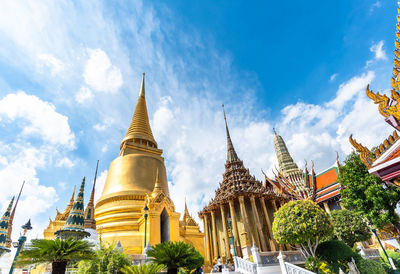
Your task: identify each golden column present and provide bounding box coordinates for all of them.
[260,197,277,251]
[228,200,241,257]
[250,196,268,251]
[211,211,219,261]
[220,205,231,262]
[238,196,252,258]
[203,214,213,265]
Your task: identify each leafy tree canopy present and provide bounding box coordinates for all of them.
[339,152,400,229]
[77,240,131,274]
[272,200,333,257]
[147,241,204,274]
[330,209,371,247]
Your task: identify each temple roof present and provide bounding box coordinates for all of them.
[55,186,75,221]
[121,73,157,149]
[182,199,198,226]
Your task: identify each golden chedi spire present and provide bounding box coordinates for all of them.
[95,73,172,254]
[121,73,157,150]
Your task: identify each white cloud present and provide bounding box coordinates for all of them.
[75,86,93,104]
[93,118,114,131]
[38,53,64,75]
[369,1,382,14]
[366,41,387,67]
[329,73,337,82]
[371,40,387,60]
[84,48,123,94]
[0,92,75,148]
[56,157,75,168]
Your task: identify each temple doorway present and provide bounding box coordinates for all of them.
[160,208,170,242]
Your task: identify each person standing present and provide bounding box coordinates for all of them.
[217,256,222,272]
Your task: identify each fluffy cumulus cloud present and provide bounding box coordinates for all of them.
[83,48,123,94]
[0,92,75,148]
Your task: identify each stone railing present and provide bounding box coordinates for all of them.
[234,256,257,274]
[260,250,305,265]
[284,262,315,274]
[360,248,380,260]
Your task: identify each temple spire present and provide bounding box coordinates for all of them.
[55,177,90,239]
[273,129,301,177]
[0,197,14,249]
[84,160,98,230]
[121,73,157,150]
[151,168,164,198]
[6,181,25,248]
[222,104,239,163]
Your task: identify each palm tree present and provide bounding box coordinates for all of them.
[120,263,165,274]
[147,241,204,274]
[18,238,95,274]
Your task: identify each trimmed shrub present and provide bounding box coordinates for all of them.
[316,240,355,263]
[358,259,386,274]
[380,250,400,269]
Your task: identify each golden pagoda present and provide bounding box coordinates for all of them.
[95,73,204,255]
[199,106,286,266]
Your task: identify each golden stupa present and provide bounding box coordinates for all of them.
[95,73,204,255]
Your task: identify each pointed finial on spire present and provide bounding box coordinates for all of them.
[184,198,189,214]
[273,127,277,134]
[222,104,239,163]
[84,160,99,229]
[139,72,145,98]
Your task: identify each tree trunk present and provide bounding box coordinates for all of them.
[52,260,68,274]
[167,267,178,274]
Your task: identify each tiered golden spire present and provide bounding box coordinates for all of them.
[84,160,98,230]
[121,73,157,149]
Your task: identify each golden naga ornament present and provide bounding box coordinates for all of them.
[366,4,400,121]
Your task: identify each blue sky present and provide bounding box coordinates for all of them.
[0,0,397,248]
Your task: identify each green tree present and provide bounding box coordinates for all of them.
[330,209,371,247]
[120,263,165,274]
[147,241,204,274]
[77,240,131,274]
[272,200,333,257]
[18,238,95,274]
[339,152,400,229]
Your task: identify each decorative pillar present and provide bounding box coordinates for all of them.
[211,211,219,260]
[323,202,331,214]
[220,205,231,263]
[260,197,277,251]
[272,200,278,212]
[250,196,268,251]
[238,196,252,258]
[228,199,242,257]
[203,214,213,265]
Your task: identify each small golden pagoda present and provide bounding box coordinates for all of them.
[95,73,203,255]
[199,106,286,266]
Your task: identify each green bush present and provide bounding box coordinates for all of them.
[316,240,357,272]
[358,259,386,274]
[316,240,355,263]
[380,250,400,269]
[305,256,322,272]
